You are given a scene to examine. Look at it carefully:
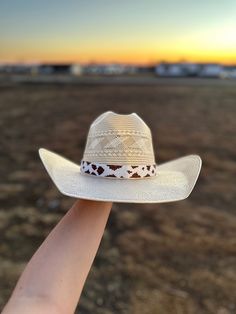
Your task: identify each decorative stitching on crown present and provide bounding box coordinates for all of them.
[84,151,154,156]
[86,148,153,155]
[88,130,149,137]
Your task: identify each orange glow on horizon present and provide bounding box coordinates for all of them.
[1,32,236,65]
[1,1,236,65]
[2,52,236,65]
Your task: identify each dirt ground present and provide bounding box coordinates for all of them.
[0,77,236,313]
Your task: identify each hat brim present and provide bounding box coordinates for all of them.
[38,148,202,203]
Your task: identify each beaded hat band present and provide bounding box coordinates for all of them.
[80,160,157,179]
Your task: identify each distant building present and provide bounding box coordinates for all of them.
[83,64,115,75]
[137,65,156,74]
[155,63,186,77]
[34,64,83,76]
[182,63,201,77]
[82,63,139,75]
[155,62,227,78]
[70,64,83,76]
[220,65,236,79]
[38,64,72,75]
[0,64,39,74]
[124,65,139,75]
[199,64,223,78]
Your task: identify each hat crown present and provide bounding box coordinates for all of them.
[82,111,156,165]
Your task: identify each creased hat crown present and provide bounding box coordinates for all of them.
[82,111,156,165]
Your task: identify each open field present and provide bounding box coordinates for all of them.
[0,78,236,313]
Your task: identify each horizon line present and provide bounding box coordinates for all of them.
[1,59,236,66]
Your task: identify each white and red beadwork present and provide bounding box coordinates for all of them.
[80,160,157,179]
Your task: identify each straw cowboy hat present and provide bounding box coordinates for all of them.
[39,111,202,203]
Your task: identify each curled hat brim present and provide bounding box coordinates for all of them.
[38,148,202,204]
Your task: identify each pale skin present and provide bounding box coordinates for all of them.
[2,199,113,314]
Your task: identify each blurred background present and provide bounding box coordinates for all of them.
[0,1,236,313]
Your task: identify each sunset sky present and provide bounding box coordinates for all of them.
[1,0,236,64]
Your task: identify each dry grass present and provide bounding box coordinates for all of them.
[0,78,236,313]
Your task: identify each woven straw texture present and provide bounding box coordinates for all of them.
[83,111,155,165]
[38,111,202,203]
[39,148,202,203]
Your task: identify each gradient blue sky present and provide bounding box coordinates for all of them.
[1,0,236,64]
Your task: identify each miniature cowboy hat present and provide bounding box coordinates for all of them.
[39,111,202,203]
